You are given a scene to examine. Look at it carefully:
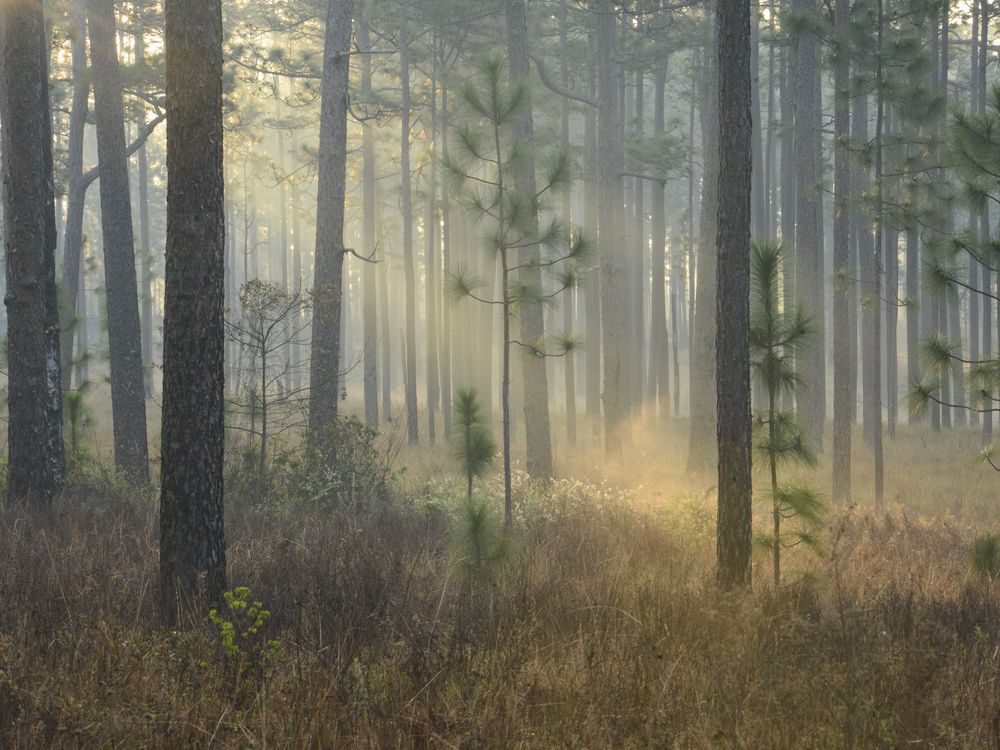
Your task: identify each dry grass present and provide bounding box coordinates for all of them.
[1,424,999,747]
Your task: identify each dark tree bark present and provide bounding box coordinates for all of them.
[1,0,66,506]
[159,0,226,622]
[87,0,150,483]
[832,0,852,505]
[506,0,554,477]
[715,0,753,590]
[308,0,354,450]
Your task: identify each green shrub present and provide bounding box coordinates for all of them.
[209,586,279,693]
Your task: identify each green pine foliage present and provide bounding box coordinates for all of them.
[911,84,1000,429]
[451,388,497,500]
[749,241,825,586]
[443,52,588,530]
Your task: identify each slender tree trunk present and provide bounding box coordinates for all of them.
[376,183,392,420]
[357,17,379,428]
[159,0,226,622]
[506,0,554,477]
[778,24,794,253]
[792,0,824,451]
[765,9,777,239]
[854,86,879,445]
[886,226,900,437]
[584,55,601,441]
[425,63,440,445]
[872,0,885,508]
[941,8,966,429]
[560,0,577,444]
[750,4,767,239]
[832,0,851,505]
[779,14,796,416]
[982,0,993,444]
[597,2,629,462]
[400,31,419,444]
[969,0,981,430]
[1,0,66,505]
[688,11,719,473]
[291,182,304,392]
[135,12,154,399]
[61,0,90,394]
[715,0,753,590]
[632,66,646,414]
[648,61,670,419]
[440,80,453,439]
[308,0,354,451]
[87,0,150,483]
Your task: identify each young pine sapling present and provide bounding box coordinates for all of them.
[750,241,825,587]
[451,388,497,501]
[444,54,588,531]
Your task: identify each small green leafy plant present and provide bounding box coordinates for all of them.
[209,587,279,692]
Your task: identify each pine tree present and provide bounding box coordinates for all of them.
[445,54,587,531]
[1,0,66,506]
[451,389,497,500]
[750,242,824,587]
[159,0,227,623]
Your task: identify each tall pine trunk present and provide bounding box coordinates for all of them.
[648,61,670,419]
[87,0,150,483]
[308,0,354,450]
[792,0,825,451]
[559,0,577,444]
[359,16,379,428]
[135,11,154,399]
[506,0,554,477]
[424,63,440,445]
[688,11,719,473]
[400,31,419,444]
[1,0,66,506]
[832,0,852,505]
[715,0,753,590]
[60,0,90,394]
[159,0,226,621]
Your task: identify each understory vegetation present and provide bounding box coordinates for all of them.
[1,426,999,748]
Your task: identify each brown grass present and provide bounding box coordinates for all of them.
[1,424,999,748]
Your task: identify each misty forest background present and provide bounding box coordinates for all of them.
[4,0,1000,746]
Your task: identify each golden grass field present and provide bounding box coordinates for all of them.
[1,417,999,748]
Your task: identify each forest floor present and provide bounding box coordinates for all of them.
[1,421,1000,747]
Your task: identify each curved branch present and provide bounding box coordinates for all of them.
[529,52,597,108]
